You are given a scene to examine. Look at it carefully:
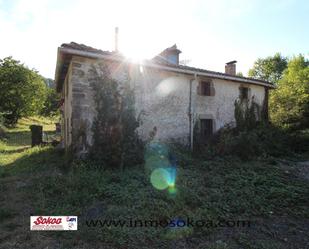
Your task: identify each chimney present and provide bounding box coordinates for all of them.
[114,27,119,52]
[159,44,182,65]
[225,60,237,75]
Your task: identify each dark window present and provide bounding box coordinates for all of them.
[200,119,213,139]
[199,81,211,96]
[239,87,249,100]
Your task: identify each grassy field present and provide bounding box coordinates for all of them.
[0,120,309,249]
[0,116,57,166]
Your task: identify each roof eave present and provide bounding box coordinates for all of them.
[55,47,275,89]
[54,47,62,92]
[54,48,74,92]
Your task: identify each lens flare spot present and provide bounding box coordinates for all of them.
[166,167,176,186]
[139,65,144,73]
[145,155,170,171]
[155,78,177,96]
[168,185,177,195]
[150,168,170,190]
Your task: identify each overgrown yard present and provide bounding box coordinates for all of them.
[0,123,309,248]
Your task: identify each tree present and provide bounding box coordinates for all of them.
[0,57,47,125]
[269,55,309,128]
[40,78,60,116]
[248,53,288,83]
[40,87,60,117]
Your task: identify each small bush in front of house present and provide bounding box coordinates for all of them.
[234,98,261,132]
[194,97,309,160]
[203,123,308,160]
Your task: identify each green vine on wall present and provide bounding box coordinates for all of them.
[88,63,144,169]
[234,96,261,131]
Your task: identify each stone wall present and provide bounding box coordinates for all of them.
[193,78,265,130]
[132,66,191,144]
[70,57,96,156]
[64,56,266,154]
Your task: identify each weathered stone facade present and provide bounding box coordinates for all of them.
[60,55,267,154]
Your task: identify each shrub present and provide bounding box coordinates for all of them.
[206,124,307,160]
[234,97,261,131]
[193,92,308,160]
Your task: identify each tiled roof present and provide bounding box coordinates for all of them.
[57,42,273,87]
[151,54,271,85]
[61,42,114,56]
[162,62,271,85]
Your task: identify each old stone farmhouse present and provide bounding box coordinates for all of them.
[54,42,274,155]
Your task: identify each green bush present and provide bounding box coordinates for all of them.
[195,89,309,160]
[207,124,307,160]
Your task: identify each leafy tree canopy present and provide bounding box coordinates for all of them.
[248,53,288,83]
[40,78,60,117]
[0,57,47,125]
[270,55,309,128]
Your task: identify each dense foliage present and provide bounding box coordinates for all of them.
[195,94,309,160]
[248,53,287,83]
[0,57,60,125]
[249,54,309,129]
[208,124,309,160]
[40,86,60,117]
[270,55,309,128]
[89,64,144,168]
[234,98,260,131]
[0,57,47,125]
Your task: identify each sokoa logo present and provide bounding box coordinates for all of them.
[30,216,78,230]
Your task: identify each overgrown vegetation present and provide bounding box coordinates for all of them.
[195,53,309,161]
[194,94,309,161]
[234,97,261,131]
[88,63,144,169]
[270,55,309,129]
[208,124,309,160]
[249,54,309,129]
[0,129,308,248]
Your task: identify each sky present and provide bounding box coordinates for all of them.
[0,0,308,79]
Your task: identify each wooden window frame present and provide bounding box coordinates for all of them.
[198,80,215,96]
